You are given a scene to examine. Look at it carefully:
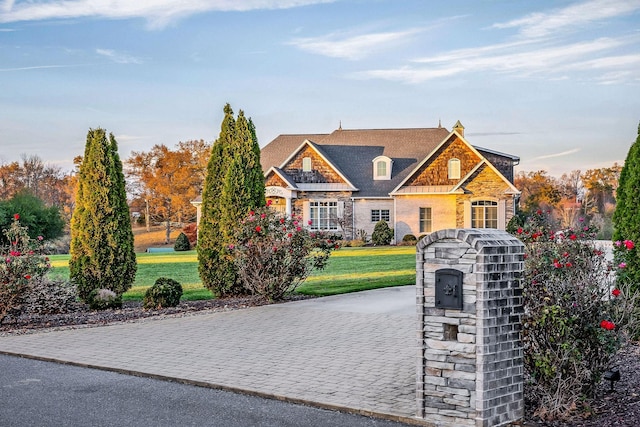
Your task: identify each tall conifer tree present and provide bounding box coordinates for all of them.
[70,128,137,302]
[198,105,265,296]
[613,122,640,289]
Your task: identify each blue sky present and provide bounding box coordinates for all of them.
[1,0,639,177]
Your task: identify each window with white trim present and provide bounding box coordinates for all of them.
[302,157,312,172]
[448,158,461,179]
[419,207,432,233]
[309,201,338,230]
[372,156,392,180]
[371,209,390,222]
[471,200,498,228]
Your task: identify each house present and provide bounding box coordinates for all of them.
[259,121,520,244]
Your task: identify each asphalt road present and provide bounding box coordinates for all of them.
[0,354,414,427]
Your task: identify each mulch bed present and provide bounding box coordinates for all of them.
[1,299,639,426]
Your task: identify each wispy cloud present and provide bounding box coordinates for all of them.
[0,64,83,72]
[0,0,336,28]
[533,149,581,160]
[491,0,640,38]
[287,28,423,60]
[350,0,640,84]
[96,48,142,64]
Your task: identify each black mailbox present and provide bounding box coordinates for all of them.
[435,269,463,310]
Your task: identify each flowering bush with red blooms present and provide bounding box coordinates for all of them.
[513,210,638,420]
[0,215,52,322]
[231,205,340,301]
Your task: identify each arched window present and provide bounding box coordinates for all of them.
[448,158,461,180]
[372,156,392,180]
[471,200,498,228]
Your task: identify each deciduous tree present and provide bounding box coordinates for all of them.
[126,140,210,243]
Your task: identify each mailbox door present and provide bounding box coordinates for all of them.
[435,269,463,310]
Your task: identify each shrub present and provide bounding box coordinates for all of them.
[0,214,52,322]
[400,234,417,245]
[347,239,366,247]
[182,223,198,245]
[514,211,638,419]
[371,220,393,246]
[231,205,340,301]
[88,288,122,311]
[356,229,368,243]
[143,277,183,309]
[174,232,191,251]
[22,278,78,315]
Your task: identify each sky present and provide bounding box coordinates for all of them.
[1,0,639,178]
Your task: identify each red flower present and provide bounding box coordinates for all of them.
[536,209,542,215]
[569,234,577,240]
[266,199,273,206]
[24,275,31,280]
[13,213,19,220]
[564,262,573,268]
[612,288,621,297]
[516,227,523,234]
[255,226,262,232]
[553,260,562,268]
[625,240,635,250]
[600,320,615,331]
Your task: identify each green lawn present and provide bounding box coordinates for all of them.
[49,246,417,301]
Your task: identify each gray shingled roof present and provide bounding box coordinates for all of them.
[261,128,451,198]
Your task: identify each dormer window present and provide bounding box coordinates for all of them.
[373,156,392,180]
[302,157,312,172]
[448,158,461,180]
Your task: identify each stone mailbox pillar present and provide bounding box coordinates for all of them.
[416,229,525,427]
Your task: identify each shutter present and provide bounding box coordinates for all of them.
[463,201,471,228]
[498,199,506,230]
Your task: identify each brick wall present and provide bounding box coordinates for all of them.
[416,229,524,427]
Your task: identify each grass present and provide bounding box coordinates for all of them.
[49,246,417,301]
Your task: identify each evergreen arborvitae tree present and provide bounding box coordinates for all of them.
[70,128,137,302]
[612,122,640,289]
[198,105,266,297]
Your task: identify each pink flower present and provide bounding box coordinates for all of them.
[625,240,635,250]
[37,236,44,241]
[619,262,627,269]
[13,213,19,220]
[260,213,266,219]
[614,240,622,247]
[228,244,235,250]
[600,320,615,331]
[308,220,313,226]
[612,288,621,297]
[266,199,272,206]
[9,251,20,257]
[296,227,301,231]
[579,218,584,222]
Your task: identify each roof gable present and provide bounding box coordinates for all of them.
[277,140,357,189]
[392,129,519,195]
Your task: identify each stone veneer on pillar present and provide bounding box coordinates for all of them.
[416,229,525,427]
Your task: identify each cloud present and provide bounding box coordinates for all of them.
[0,64,82,71]
[287,28,423,60]
[96,48,142,64]
[0,0,337,28]
[532,148,581,160]
[350,1,640,84]
[491,0,640,39]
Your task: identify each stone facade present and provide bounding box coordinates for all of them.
[416,229,524,427]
